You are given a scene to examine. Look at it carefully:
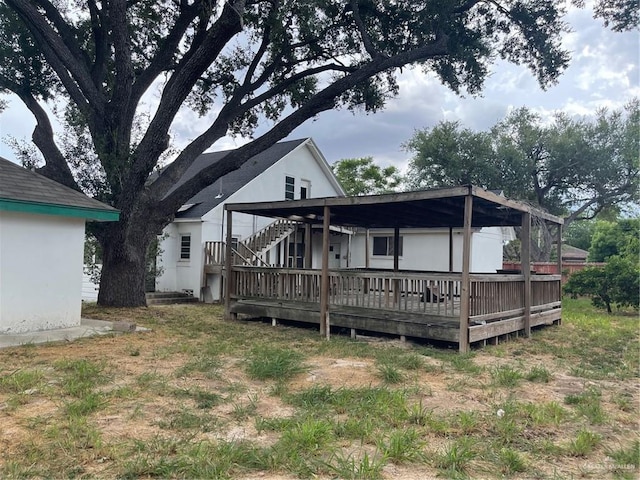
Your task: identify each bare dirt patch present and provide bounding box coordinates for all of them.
[1,305,638,479]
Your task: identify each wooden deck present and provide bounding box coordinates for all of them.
[226,266,562,346]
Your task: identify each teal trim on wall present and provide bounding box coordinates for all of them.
[0,198,120,221]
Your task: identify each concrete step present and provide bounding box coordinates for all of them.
[147,297,200,305]
[146,291,192,299]
[146,292,199,305]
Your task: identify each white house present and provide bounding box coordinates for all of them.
[155,138,345,300]
[155,138,512,303]
[0,157,119,334]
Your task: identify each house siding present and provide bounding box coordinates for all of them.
[349,227,504,273]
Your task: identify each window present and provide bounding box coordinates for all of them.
[285,176,295,200]
[300,179,310,199]
[180,234,191,260]
[372,236,403,256]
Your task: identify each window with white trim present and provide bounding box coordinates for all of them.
[285,176,295,200]
[180,234,191,260]
[372,236,403,256]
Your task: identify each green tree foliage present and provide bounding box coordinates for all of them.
[589,219,640,262]
[565,218,639,313]
[563,220,596,251]
[405,102,640,260]
[564,257,639,313]
[573,0,640,32]
[332,157,403,196]
[0,0,584,306]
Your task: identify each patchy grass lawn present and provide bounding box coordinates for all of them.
[0,298,637,479]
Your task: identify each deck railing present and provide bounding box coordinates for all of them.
[204,241,269,266]
[230,266,561,321]
[204,241,225,265]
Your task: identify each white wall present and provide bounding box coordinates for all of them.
[349,227,503,273]
[0,211,85,333]
[156,221,203,295]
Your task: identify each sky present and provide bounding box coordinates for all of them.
[0,3,638,173]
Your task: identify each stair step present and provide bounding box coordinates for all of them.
[146,291,193,299]
[147,296,199,305]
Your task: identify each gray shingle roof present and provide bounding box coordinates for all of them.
[0,156,119,220]
[171,138,308,219]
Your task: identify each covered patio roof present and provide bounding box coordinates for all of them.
[225,185,563,228]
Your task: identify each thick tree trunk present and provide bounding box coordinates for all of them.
[97,221,153,307]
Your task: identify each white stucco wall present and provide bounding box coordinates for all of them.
[0,211,85,333]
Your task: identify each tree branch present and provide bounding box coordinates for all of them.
[148,62,356,200]
[349,0,386,60]
[131,1,202,101]
[6,0,106,115]
[0,76,78,190]
[156,36,449,215]
[120,0,246,211]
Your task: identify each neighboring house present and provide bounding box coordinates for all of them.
[561,244,589,263]
[0,157,119,334]
[155,138,345,300]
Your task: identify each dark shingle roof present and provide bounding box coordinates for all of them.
[0,156,119,220]
[171,138,308,219]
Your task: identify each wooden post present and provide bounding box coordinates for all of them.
[522,212,531,337]
[320,205,331,339]
[448,227,454,272]
[305,223,312,268]
[556,223,563,324]
[365,228,370,269]
[293,223,299,267]
[393,227,400,272]
[459,193,473,353]
[556,221,563,278]
[393,227,400,306]
[224,208,235,320]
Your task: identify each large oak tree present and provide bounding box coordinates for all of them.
[1,0,576,306]
[405,101,640,260]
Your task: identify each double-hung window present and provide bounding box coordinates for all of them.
[285,176,295,200]
[372,236,403,256]
[180,234,191,260]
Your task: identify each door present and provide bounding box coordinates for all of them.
[329,243,341,269]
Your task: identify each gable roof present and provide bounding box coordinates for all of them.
[0,157,119,221]
[172,138,317,219]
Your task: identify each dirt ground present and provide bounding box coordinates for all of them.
[0,311,638,479]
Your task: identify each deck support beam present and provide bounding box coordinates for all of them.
[556,223,563,325]
[393,227,400,306]
[522,212,531,337]
[305,223,312,268]
[448,227,454,272]
[224,208,235,320]
[459,193,473,353]
[320,205,331,339]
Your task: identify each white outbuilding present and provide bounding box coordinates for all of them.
[0,157,119,334]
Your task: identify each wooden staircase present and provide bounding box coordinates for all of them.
[203,219,298,267]
[243,219,296,256]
